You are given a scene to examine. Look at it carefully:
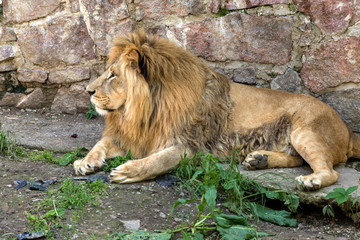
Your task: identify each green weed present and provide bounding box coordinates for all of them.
[325,186,358,205]
[57,146,88,166]
[86,103,98,119]
[167,151,297,238]
[103,150,133,172]
[29,150,57,164]
[323,185,360,222]
[25,178,109,238]
[0,122,26,159]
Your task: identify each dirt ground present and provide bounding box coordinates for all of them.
[0,157,359,240]
[0,108,359,239]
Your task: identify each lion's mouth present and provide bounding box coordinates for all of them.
[94,106,115,116]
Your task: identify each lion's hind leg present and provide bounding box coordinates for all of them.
[243,150,303,170]
[291,129,343,191]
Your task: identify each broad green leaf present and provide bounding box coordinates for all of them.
[285,194,300,213]
[204,184,217,213]
[43,210,57,218]
[58,152,76,166]
[333,188,346,195]
[216,225,257,240]
[215,214,248,228]
[251,203,297,227]
[179,232,204,240]
[345,186,358,195]
[57,208,66,217]
[325,192,342,199]
[336,195,349,205]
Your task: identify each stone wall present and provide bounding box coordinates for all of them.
[0,0,359,133]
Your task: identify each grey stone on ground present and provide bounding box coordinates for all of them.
[241,163,360,221]
[120,220,141,230]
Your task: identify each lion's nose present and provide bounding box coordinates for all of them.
[88,90,95,96]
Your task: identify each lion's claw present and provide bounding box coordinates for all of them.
[74,158,104,175]
[109,161,144,183]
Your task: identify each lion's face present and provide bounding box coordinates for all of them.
[86,65,128,116]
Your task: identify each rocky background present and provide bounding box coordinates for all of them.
[0,0,359,133]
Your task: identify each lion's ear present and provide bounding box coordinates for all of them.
[126,49,140,71]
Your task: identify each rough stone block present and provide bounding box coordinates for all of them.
[17,16,95,68]
[51,84,90,114]
[3,0,61,24]
[319,89,360,133]
[0,27,17,42]
[210,0,221,13]
[0,92,25,106]
[271,69,305,93]
[80,0,132,56]
[0,61,16,72]
[233,67,256,85]
[16,88,47,109]
[17,68,47,83]
[0,45,15,62]
[170,13,293,64]
[301,37,360,93]
[294,0,354,35]
[135,0,205,21]
[49,67,90,84]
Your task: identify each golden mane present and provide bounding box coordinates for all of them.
[103,30,232,158]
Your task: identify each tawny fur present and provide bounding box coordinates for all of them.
[74,30,360,190]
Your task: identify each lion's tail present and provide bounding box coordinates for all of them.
[350,132,360,159]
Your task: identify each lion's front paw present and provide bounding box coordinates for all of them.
[73,156,105,176]
[295,175,322,191]
[110,160,145,183]
[243,152,269,170]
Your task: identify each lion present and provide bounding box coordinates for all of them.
[74,30,360,190]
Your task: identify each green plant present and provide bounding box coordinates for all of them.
[29,150,57,164]
[103,150,133,172]
[86,103,98,119]
[322,204,335,218]
[0,122,25,159]
[323,185,360,221]
[325,186,358,205]
[25,178,109,238]
[57,146,88,166]
[168,151,298,238]
[216,8,232,17]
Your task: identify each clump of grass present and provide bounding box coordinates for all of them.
[103,150,133,172]
[29,147,88,166]
[25,178,109,239]
[0,122,26,159]
[29,150,57,164]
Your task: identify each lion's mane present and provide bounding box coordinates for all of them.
[102,31,233,158]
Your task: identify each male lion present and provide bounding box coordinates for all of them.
[74,30,360,190]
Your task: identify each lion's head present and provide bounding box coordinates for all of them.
[86,30,231,157]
